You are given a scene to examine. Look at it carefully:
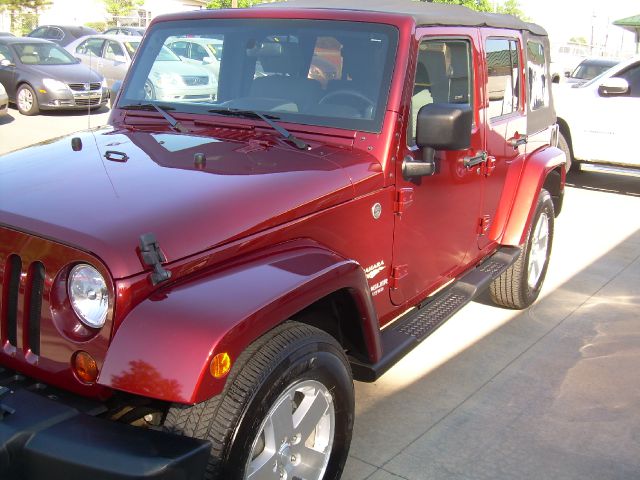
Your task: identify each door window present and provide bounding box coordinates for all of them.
[409,39,472,144]
[77,38,105,57]
[486,38,520,119]
[29,27,48,38]
[527,41,548,110]
[0,44,14,63]
[190,43,209,61]
[105,41,125,61]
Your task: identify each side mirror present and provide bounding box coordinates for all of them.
[598,77,629,97]
[202,56,215,64]
[114,55,127,63]
[564,71,570,78]
[403,103,473,179]
[0,59,14,67]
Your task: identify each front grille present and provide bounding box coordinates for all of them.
[181,75,209,86]
[75,98,102,106]
[1,255,43,355]
[67,82,101,92]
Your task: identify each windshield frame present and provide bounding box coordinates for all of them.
[117,18,399,133]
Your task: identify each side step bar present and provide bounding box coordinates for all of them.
[350,246,521,382]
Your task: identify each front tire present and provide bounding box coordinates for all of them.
[490,189,554,309]
[164,322,354,480]
[558,131,578,173]
[16,84,39,116]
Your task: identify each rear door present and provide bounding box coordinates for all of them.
[74,37,106,75]
[478,31,527,250]
[102,40,129,87]
[391,28,484,307]
[0,44,17,98]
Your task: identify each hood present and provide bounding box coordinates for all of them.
[26,63,103,83]
[0,126,379,279]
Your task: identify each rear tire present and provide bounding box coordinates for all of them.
[490,189,554,309]
[163,321,354,480]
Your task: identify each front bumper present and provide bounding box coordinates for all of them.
[0,93,8,116]
[0,369,209,480]
[38,88,109,110]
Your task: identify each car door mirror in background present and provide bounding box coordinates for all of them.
[114,55,127,63]
[598,77,629,97]
[202,56,215,64]
[0,59,14,67]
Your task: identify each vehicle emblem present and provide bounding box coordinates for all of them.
[84,83,90,91]
[372,203,382,219]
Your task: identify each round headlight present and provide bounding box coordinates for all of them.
[68,264,109,328]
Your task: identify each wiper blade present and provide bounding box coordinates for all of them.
[208,108,309,150]
[121,103,190,133]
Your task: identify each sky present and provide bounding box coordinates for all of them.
[507,0,639,56]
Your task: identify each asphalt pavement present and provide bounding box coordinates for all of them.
[2,105,639,480]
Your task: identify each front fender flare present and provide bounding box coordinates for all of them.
[99,242,379,404]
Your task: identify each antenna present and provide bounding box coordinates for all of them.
[88,49,92,129]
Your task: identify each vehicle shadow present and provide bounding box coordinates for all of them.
[566,169,640,197]
[0,113,14,125]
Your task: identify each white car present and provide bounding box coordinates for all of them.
[555,55,640,173]
[0,82,9,117]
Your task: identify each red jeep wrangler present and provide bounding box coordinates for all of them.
[0,1,565,479]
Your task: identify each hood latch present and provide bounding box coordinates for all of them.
[139,233,172,286]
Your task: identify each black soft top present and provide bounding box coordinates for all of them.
[256,0,547,36]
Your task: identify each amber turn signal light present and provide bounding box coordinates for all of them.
[72,351,99,383]
[210,352,231,379]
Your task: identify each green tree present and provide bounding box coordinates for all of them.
[569,36,588,45]
[206,0,269,8]
[424,0,493,13]
[0,0,51,34]
[495,0,529,21]
[102,0,144,18]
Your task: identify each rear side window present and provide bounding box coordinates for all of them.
[77,38,105,57]
[409,38,473,144]
[486,38,520,119]
[527,40,548,111]
[105,41,125,60]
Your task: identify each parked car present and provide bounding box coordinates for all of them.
[556,55,640,173]
[0,32,15,37]
[165,36,222,79]
[0,1,565,479]
[67,34,216,101]
[103,26,146,36]
[0,37,108,115]
[27,25,98,47]
[565,57,619,85]
[0,82,8,116]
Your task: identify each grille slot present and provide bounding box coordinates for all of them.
[27,262,45,355]
[182,75,209,86]
[68,82,101,91]
[75,98,102,106]
[6,255,21,346]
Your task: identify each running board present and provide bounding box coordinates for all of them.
[350,246,521,382]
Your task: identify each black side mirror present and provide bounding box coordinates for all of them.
[403,103,473,179]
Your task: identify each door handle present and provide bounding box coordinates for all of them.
[464,151,487,169]
[508,134,528,149]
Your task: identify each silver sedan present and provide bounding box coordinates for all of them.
[66,34,216,102]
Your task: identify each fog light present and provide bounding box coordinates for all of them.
[72,351,99,383]
[210,352,231,379]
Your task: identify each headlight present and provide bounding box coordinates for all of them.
[42,78,69,92]
[153,72,183,87]
[68,264,109,328]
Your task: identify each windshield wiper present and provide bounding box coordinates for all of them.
[208,108,309,150]
[121,103,190,133]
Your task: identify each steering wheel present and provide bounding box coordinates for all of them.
[318,89,375,117]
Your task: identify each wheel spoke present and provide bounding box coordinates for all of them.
[269,394,295,444]
[292,446,328,479]
[247,450,278,480]
[293,390,330,442]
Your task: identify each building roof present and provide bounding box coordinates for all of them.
[255,0,547,36]
[613,14,640,34]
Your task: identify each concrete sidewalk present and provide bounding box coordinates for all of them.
[345,172,640,480]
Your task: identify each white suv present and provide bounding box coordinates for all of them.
[555,55,640,174]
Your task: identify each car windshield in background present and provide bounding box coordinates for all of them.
[571,61,617,80]
[14,43,78,65]
[119,19,398,132]
[124,41,140,57]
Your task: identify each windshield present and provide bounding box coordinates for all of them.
[118,19,398,132]
[571,61,617,80]
[14,42,78,65]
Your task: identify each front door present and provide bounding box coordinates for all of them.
[0,44,17,99]
[391,28,484,307]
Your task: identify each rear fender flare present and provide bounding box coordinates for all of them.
[501,145,566,246]
[99,242,379,404]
